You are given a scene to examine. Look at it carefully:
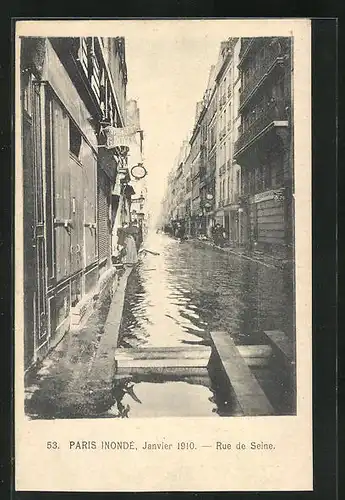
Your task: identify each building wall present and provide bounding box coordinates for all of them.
[234,37,293,257]
[213,38,242,242]
[21,36,129,371]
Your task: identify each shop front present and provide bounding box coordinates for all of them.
[248,187,287,256]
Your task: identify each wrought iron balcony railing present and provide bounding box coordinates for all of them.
[239,41,286,109]
[234,99,289,157]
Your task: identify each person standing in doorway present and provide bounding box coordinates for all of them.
[123,229,138,266]
[116,221,128,263]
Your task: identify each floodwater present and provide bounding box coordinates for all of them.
[114,232,295,417]
[24,231,295,419]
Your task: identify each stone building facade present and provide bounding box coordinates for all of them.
[20,36,136,370]
[234,37,293,258]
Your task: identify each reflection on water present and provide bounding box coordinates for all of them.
[25,232,294,419]
[107,379,218,418]
[119,233,293,348]
[116,232,294,417]
[106,370,243,418]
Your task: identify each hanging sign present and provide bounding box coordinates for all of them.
[252,188,285,204]
[131,164,147,180]
[102,125,140,150]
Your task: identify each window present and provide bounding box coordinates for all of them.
[228,139,232,162]
[236,170,240,194]
[69,119,82,158]
[23,73,33,116]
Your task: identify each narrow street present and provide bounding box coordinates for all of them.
[21,34,297,422]
[120,232,294,348]
[114,232,295,417]
[25,230,295,420]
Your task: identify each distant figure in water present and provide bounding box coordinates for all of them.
[123,232,138,266]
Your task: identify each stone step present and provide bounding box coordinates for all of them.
[237,344,272,359]
[116,366,209,376]
[210,331,274,416]
[116,358,210,368]
[264,330,294,362]
[115,345,211,360]
[115,346,212,371]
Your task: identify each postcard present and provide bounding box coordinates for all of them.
[15,18,312,492]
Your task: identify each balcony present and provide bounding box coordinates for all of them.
[234,99,289,158]
[239,42,286,110]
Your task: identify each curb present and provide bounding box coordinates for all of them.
[188,238,292,270]
[86,266,134,392]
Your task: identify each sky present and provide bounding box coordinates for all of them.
[18,19,297,224]
[119,21,238,223]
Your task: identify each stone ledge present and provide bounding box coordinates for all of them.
[70,266,118,330]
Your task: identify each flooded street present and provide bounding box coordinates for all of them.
[115,231,295,417]
[25,232,295,419]
[120,232,294,347]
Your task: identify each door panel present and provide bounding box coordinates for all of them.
[23,111,36,369]
[81,140,97,267]
[70,155,84,273]
[52,99,71,282]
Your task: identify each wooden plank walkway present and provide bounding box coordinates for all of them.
[210,331,275,416]
[264,330,294,362]
[115,345,212,374]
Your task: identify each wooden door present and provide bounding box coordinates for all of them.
[22,109,36,369]
[51,99,71,282]
[81,141,97,267]
[70,154,84,273]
